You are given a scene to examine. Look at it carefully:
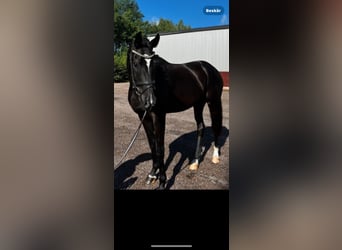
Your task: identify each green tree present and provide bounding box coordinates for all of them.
[143,18,191,34]
[114,0,145,81]
[114,48,128,82]
[176,20,191,31]
[155,19,176,32]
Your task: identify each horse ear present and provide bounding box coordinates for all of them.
[134,31,143,48]
[150,33,160,48]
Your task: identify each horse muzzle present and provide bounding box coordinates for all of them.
[144,91,156,110]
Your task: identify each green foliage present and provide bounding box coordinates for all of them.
[114,0,144,51]
[114,0,191,82]
[143,18,191,34]
[114,49,128,82]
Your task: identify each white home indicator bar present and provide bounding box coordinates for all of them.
[151,245,192,248]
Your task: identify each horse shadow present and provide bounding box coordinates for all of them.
[164,126,229,189]
[113,127,229,190]
[114,153,152,189]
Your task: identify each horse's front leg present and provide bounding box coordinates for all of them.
[141,112,166,189]
[141,114,159,185]
[151,112,166,190]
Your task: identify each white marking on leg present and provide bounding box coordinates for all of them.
[212,146,220,164]
[189,159,199,171]
[213,146,219,158]
[191,159,199,165]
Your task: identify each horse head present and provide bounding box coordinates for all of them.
[128,32,160,111]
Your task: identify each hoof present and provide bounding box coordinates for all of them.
[189,162,199,171]
[146,174,158,185]
[212,156,220,164]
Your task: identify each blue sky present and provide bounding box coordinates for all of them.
[136,0,229,29]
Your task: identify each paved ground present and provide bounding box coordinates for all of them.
[114,82,229,190]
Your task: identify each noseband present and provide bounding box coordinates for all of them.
[130,49,156,96]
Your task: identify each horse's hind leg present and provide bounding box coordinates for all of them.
[189,102,206,171]
[208,99,223,164]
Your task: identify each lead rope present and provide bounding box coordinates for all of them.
[114,110,147,169]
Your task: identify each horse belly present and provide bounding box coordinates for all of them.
[156,91,203,113]
[163,102,192,113]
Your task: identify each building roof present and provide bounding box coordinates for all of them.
[147,25,229,37]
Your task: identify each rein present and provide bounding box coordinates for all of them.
[114,110,147,169]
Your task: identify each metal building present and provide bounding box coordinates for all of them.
[148,25,229,87]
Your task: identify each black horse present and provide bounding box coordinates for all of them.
[127,32,223,189]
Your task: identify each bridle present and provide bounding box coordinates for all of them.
[131,49,155,59]
[129,49,156,96]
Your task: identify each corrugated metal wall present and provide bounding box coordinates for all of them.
[148,27,229,72]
